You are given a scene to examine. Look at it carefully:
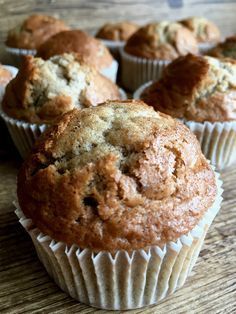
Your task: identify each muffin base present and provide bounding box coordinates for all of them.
[120,48,169,92]
[15,169,223,310]
[5,46,36,67]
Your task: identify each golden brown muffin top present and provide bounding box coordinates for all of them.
[209,36,236,59]
[179,17,220,44]
[5,14,69,50]
[124,21,199,60]
[17,100,217,252]
[96,21,139,41]
[36,29,114,70]
[140,54,236,122]
[0,65,13,86]
[2,54,120,124]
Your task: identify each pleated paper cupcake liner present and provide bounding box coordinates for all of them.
[5,46,37,67]
[0,65,18,102]
[100,60,118,83]
[0,88,126,159]
[15,169,223,310]
[185,120,236,170]
[0,109,47,158]
[100,39,125,60]
[120,48,170,92]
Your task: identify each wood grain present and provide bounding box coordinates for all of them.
[0,1,236,313]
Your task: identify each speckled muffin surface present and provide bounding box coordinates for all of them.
[2,54,120,124]
[5,14,69,50]
[209,36,236,59]
[96,21,139,41]
[0,65,12,86]
[179,17,220,43]
[17,100,217,252]
[141,54,236,122]
[36,30,114,70]
[124,21,199,60]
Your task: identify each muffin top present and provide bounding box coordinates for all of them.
[17,100,217,252]
[124,21,199,60]
[96,21,139,41]
[36,30,114,70]
[5,14,69,50]
[2,53,120,124]
[140,54,236,122]
[209,36,236,59]
[0,65,13,86]
[179,17,220,43]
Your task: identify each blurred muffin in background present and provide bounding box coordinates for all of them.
[179,17,220,52]
[120,21,199,91]
[1,53,121,157]
[37,29,118,82]
[208,35,236,59]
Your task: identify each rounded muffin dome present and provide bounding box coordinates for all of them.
[96,21,139,41]
[5,14,69,50]
[36,29,114,71]
[124,21,199,60]
[140,54,236,122]
[2,53,120,124]
[179,17,220,44]
[17,100,217,252]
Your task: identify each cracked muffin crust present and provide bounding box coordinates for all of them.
[124,22,199,60]
[140,54,236,122]
[36,30,114,71]
[0,65,13,86]
[5,14,69,50]
[96,21,139,41]
[2,53,120,124]
[17,100,217,252]
[179,17,220,44]
[209,36,236,59]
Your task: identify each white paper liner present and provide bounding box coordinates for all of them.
[185,120,236,170]
[0,65,18,102]
[100,60,118,83]
[0,109,47,158]
[100,39,125,59]
[133,81,153,99]
[120,48,170,92]
[15,169,223,310]
[5,46,37,67]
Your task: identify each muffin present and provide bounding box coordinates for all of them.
[37,29,118,82]
[16,100,223,310]
[0,64,18,101]
[5,14,69,64]
[1,53,121,158]
[96,21,139,58]
[134,54,236,169]
[120,21,199,91]
[208,35,236,59]
[179,17,220,52]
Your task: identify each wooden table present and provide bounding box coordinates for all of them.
[0,1,236,313]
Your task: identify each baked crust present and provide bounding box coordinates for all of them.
[124,22,198,60]
[209,36,236,59]
[141,54,236,122]
[96,21,139,41]
[0,66,12,86]
[2,54,120,124]
[37,30,114,70]
[5,14,69,50]
[17,100,217,252]
[179,17,220,43]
